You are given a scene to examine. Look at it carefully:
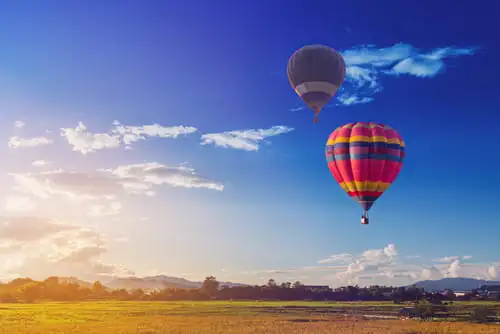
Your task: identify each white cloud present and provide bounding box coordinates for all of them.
[420,267,443,281]
[487,266,498,280]
[0,216,77,242]
[317,253,353,264]
[8,136,53,148]
[345,66,380,89]
[336,94,374,106]
[342,43,414,66]
[87,202,122,217]
[32,160,52,167]
[446,259,462,278]
[60,122,121,155]
[388,47,476,77]
[335,244,398,283]
[9,170,122,201]
[14,121,25,128]
[421,262,500,283]
[105,162,224,192]
[432,255,473,263]
[9,162,223,203]
[336,43,477,106]
[289,106,307,112]
[111,121,197,145]
[201,126,294,151]
[390,57,443,77]
[5,196,36,213]
[60,121,198,155]
[288,244,401,285]
[0,216,133,280]
[433,256,461,263]
[240,245,499,287]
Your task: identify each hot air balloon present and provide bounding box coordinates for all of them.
[287,44,346,123]
[325,122,405,225]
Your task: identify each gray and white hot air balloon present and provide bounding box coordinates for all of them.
[287,44,346,123]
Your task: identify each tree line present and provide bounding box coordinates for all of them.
[0,276,497,303]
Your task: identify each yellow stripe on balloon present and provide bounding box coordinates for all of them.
[339,181,392,192]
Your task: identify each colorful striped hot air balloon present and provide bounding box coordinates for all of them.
[287,44,346,123]
[325,122,405,225]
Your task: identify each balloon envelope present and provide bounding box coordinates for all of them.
[325,122,405,211]
[287,44,346,114]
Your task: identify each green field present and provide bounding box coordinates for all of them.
[0,301,499,333]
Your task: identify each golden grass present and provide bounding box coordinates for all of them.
[0,301,498,333]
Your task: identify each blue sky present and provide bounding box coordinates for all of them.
[0,0,498,286]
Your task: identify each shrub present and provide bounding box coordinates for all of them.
[470,306,495,323]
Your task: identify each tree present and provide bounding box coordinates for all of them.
[0,292,17,303]
[43,276,61,299]
[416,303,436,320]
[201,276,219,298]
[346,285,360,298]
[19,282,42,302]
[267,279,277,288]
[63,283,82,301]
[406,285,424,301]
[111,288,130,300]
[130,289,146,300]
[280,282,291,289]
[44,276,59,287]
[444,289,455,301]
[470,306,495,323]
[92,281,106,298]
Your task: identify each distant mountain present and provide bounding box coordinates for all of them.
[103,275,200,290]
[411,277,500,292]
[102,275,247,291]
[56,276,94,288]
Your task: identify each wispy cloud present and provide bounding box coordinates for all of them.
[433,256,461,263]
[111,121,197,145]
[335,43,477,106]
[201,126,294,151]
[9,162,223,204]
[288,106,307,112]
[8,136,53,148]
[317,253,353,264]
[9,169,122,201]
[14,121,25,129]
[432,255,473,263]
[0,216,133,280]
[60,121,198,155]
[5,196,36,213]
[0,216,76,242]
[32,160,53,167]
[104,162,224,192]
[87,202,122,217]
[336,94,373,106]
[387,47,476,77]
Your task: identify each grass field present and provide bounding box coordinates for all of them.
[0,301,499,333]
